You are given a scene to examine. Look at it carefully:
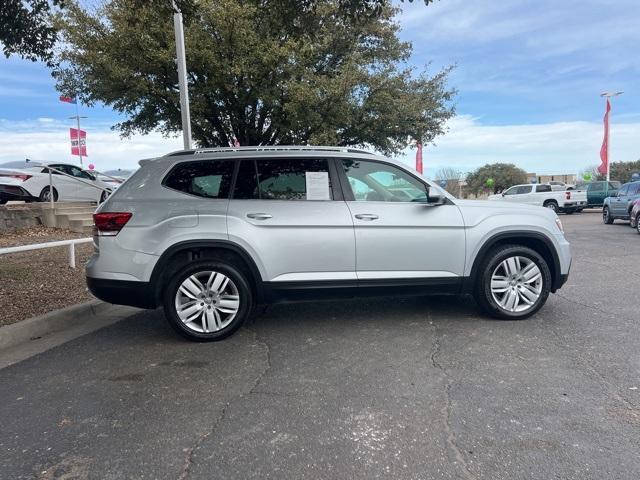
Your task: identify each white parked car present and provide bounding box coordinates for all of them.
[98,169,134,191]
[488,183,587,214]
[0,161,111,204]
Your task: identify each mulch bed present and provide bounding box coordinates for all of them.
[0,227,94,327]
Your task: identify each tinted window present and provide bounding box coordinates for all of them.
[503,187,518,195]
[536,185,551,193]
[164,160,234,199]
[618,184,630,196]
[631,183,640,195]
[234,158,332,200]
[341,159,427,202]
[588,182,604,192]
[609,181,621,189]
[516,185,532,194]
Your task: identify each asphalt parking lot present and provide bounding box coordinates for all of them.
[1,211,639,480]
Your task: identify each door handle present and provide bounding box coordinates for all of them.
[246,213,272,220]
[355,214,379,221]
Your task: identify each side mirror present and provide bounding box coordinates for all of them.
[426,188,444,205]
[501,192,505,196]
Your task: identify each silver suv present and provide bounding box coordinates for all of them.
[87,146,571,341]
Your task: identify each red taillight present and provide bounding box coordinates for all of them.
[565,191,571,200]
[93,212,132,236]
[0,174,32,181]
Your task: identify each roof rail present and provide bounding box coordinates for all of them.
[163,146,374,157]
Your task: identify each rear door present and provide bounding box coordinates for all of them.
[337,158,465,281]
[534,184,552,205]
[227,157,355,283]
[67,164,99,201]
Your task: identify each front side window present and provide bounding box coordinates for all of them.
[516,185,533,194]
[341,159,427,202]
[618,184,630,196]
[589,182,604,192]
[503,186,518,196]
[233,158,333,201]
[163,160,235,199]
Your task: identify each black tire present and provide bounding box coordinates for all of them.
[162,259,253,341]
[603,206,614,224]
[565,210,574,215]
[38,186,58,202]
[636,213,640,235]
[0,199,7,205]
[474,244,552,320]
[543,200,558,213]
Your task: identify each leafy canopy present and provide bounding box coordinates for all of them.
[0,0,65,65]
[54,0,455,153]
[466,163,528,195]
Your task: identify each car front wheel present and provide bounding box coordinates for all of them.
[163,260,253,341]
[474,245,552,320]
[636,213,640,234]
[603,206,614,224]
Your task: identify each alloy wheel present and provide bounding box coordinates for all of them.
[174,270,240,333]
[490,256,543,313]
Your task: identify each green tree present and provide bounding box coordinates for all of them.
[0,0,65,65]
[609,160,640,183]
[54,0,455,153]
[465,163,528,195]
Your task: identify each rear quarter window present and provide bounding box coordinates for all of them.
[163,160,235,199]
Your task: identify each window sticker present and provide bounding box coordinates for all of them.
[305,171,331,200]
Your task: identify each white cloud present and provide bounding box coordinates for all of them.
[0,119,182,170]
[395,114,640,177]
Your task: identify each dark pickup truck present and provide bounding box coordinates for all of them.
[586,181,621,208]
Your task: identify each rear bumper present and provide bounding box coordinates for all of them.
[86,277,157,309]
[0,185,36,202]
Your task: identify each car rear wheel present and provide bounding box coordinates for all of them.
[39,186,58,202]
[603,206,614,224]
[543,200,558,213]
[474,245,551,320]
[163,260,253,341]
[636,213,640,234]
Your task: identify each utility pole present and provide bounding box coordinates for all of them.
[600,91,623,182]
[172,0,193,150]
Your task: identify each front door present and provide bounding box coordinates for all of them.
[337,158,465,281]
[227,157,356,283]
[47,164,78,201]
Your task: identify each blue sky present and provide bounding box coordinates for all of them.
[0,0,638,174]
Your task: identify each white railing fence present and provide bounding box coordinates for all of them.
[0,238,92,268]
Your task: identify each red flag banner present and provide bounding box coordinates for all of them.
[598,99,611,175]
[416,143,423,174]
[70,128,87,157]
[59,96,77,104]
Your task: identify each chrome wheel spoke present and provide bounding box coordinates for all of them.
[182,276,204,298]
[217,295,240,314]
[491,276,510,293]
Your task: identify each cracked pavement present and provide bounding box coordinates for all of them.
[1,212,639,479]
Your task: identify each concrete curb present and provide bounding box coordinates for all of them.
[0,300,132,352]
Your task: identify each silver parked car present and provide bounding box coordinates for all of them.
[87,146,571,341]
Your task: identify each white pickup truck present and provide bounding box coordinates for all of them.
[488,183,587,214]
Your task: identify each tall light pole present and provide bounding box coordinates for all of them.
[172,0,193,150]
[600,91,623,182]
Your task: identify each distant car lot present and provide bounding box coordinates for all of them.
[1,211,639,479]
